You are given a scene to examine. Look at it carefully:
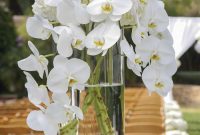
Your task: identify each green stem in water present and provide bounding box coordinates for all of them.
[61,53,114,135]
[93,88,114,135]
[60,119,79,135]
[108,48,113,85]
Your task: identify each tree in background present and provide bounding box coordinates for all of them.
[164,0,200,16]
[0,3,25,96]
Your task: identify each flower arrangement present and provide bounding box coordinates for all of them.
[18,0,177,134]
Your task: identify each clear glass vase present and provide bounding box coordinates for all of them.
[73,41,125,135]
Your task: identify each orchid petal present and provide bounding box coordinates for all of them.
[18,55,38,72]
[28,41,40,57]
[70,106,84,120]
[46,103,68,124]
[57,30,73,58]
[26,16,52,40]
[111,0,133,16]
[47,67,69,93]
[26,110,44,131]
[67,58,90,84]
[52,93,71,106]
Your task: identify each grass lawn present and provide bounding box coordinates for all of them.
[182,108,200,135]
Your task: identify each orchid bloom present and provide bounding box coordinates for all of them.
[24,72,50,108]
[26,15,58,42]
[52,93,83,120]
[131,25,148,46]
[57,0,90,25]
[18,41,48,79]
[47,55,90,93]
[55,25,86,58]
[27,102,75,135]
[136,36,175,65]
[140,0,169,33]
[120,39,142,76]
[85,21,121,56]
[130,0,147,18]
[32,0,57,21]
[142,65,173,96]
[24,72,83,135]
[87,0,133,22]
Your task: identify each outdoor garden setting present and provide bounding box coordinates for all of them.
[0,0,200,135]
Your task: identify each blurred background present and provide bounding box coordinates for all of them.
[0,0,200,134]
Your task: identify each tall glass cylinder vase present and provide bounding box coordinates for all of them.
[74,41,125,135]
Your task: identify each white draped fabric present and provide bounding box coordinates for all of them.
[168,17,200,59]
[165,17,200,103]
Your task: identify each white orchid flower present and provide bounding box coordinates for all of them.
[32,0,57,21]
[136,36,175,65]
[55,25,86,58]
[120,39,142,76]
[85,21,120,56]
[140,0,169,33]
[18,41,48,79]
[27,100,83,135]
[27,103,70,135]
[26,90,83,135]
[27,110,59,135]
[131,25,148,45]
[87,0,133,22]
[57,0,90,25]
[24,72,50,108]
[155,29,173,46]
[47,55,90,93]
[26,15,58,42]
[52,93,84,120]
[142,65,173,97]
[130,0,147,18]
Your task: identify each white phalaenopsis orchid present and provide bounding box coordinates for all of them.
[57,0,90,25]
[130,0,147,19]
[47,55,90,93]
[87,0,133,22]
[55,25,86,57]
[26,15,52,40]
[140,0,169,33]
[131,25,148,46]
[120,39,142,76]
[52,93,84,120]
[18,0,177,134]
[85,21,120,56]
[27,102,78,135]
[136,36,175,65]
[142,65,173,96]
[32,0,57,21]
[26,15,58,42]
[24,72,84,134]
[18,41,48,79]
[24,72,50,107]
[27,110,59,135]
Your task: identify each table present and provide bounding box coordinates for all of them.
[0,88,165,135]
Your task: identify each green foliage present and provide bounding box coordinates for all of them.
[0,7,22,95]
[164,0,200,16]
[182,108,200,135]
[17,0,34,15]
[0,7,54,96]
